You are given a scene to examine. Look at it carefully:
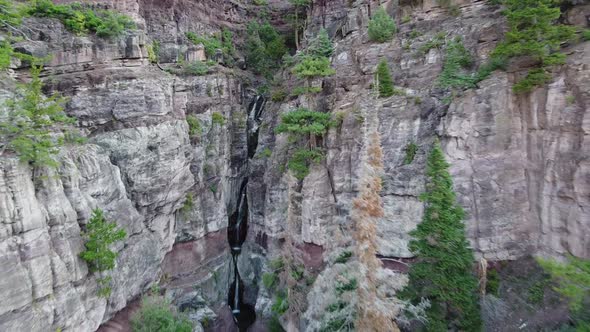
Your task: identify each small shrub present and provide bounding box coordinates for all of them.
[368,7,396,43]
[131,295,193,332]
[334,251,352,264]
[268,315,284,332]
[565,95,575,105]
[402,15,411,24]
[259,147,272,158]
[288,148,323,180]
[211,112,225,126]
[269,257,285,271]
[253,0,269,6]
[80,209,126,272]
[528,279,547,304]
[375,59,395,97]
[448,5,460,16]
[29,0,135,38]
[271,89,287,102]
[263,272,277,290]
[180,193,193,216]
[271,291,289,314]
[147,41,160,64]
[186,115,202,137]
[183,60,211,76]
[291,86,322,96]
[512,68,551,93]
[438,37,475,89]
[486,269,500,296]
[185,31,222,58]
[97,276,113,298]
[404,142,418,164]
[335,277,357,295]
[584,29,590,41]
[418,32,446,55]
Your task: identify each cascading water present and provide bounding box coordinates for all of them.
[226,95,265,331]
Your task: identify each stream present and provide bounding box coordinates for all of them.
[226,95,265,331]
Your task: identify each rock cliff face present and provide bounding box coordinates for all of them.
[0,0,588,331]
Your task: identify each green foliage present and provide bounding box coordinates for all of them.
[375,59,395,97]
[80,209,126,273]
[486,268,500,296]
[211,112,224,126]
[334,251,352,264]
[147,41,160,64]
[0,0,24,28]
[181,193,193,216]
[291,86,322,96]
[368,7,396,43]
[271,290,289,314]
[97,276,113,298]
[538,255,590,312]
[245,21,287,78]
[276,108,333,137]
[185,31,222,58]
[271,89,287,102]
[291,55,335,82]
[401,140,481,331]
[335,277,357,295]
[263,272,277,290]
[253,0,269,5]
[131,295,193,332]
[1,65,74,167]
[307,28,333,58]
[186,115,202,137]
[268,315,285,332]
[269,257,285,271]
[288,148,323,180]
[438,37,476,89]
[487,0,576,92]
[512,68,551,93]
[184,60,213,76]
[418,32,446,55]
[528,279,548,304]
[29,0,135,38]
[404,142,418,164]
[584,29,590,41]
[259,147,272,158]
[0,40,13,70]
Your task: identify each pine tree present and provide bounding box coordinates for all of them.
[375,59,394,98]
[291,55,335,87]
[402,139,481,331]
[307,28,333,58]
[368,7,396,43]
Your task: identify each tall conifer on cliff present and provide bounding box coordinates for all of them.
[402,139,481,331]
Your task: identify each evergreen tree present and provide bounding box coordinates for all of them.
[289,0,311,49]
[375,59,394,98]
[291,55,335,86]
[368,7,396,43]
[307,28,333,58]
[0,65,73,167]
[402,140,481,331]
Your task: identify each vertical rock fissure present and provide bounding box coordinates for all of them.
[226,95,265,330]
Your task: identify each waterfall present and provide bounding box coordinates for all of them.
[226,95,265,331]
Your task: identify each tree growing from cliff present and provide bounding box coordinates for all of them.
[354,131,400,331]
[80,209,126,273]
[289,0,311,50]
[0,65,74,167]
[131,295,193,332]
[307,28,334,58]
[368,7,396,43]
[292,55,335,87]
[401,139,481,331]
[375,59,394,98]
[538,255,590,312]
